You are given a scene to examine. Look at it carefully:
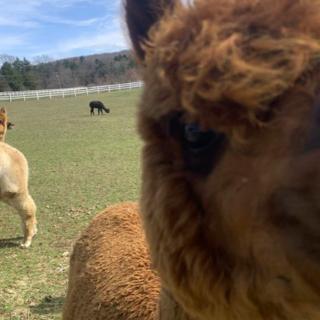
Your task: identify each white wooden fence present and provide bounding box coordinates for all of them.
[0,81,144,102]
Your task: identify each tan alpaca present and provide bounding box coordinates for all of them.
[65,0,320,319]
[63,202,159,320]
[0,108,37,248]
[0,107,8,142]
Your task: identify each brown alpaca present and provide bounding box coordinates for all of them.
[63,202,160,320]
[64,0,320,319]
[0,107,37,248]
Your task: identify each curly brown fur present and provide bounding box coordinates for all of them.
[124,0,320,319]
[139,0,320,134]
[63,202,160,320]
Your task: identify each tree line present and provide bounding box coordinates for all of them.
[0,51,140,92]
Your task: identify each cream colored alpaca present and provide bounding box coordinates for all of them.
[0,108,37,248]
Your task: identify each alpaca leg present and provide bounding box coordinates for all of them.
[5,193,37,248]
[18,194,37,248]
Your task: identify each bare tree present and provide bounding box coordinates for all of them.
[32,55,53,65]
[0,54,16,66]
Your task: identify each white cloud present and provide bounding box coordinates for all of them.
[0,17,38,28]
[53,11,129,56]
[55,31,127,55]
[0,0,127,59]
[0,1,41,28]
[37,16,101,27]
[0,0,102,28]
[0,35,25,50]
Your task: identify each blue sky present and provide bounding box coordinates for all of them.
[0,0,129,62]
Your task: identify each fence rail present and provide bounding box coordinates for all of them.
[0,81,144,102]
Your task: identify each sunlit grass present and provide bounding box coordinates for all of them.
[0,89,142,320]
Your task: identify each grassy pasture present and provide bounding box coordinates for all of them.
[0,89,142,319]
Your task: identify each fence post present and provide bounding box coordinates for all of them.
[86,88,88,96]
[9,93,12,103]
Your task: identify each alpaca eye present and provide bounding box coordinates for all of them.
[182,123,226,174]
[168,113,227,174]
[184,123,220,152]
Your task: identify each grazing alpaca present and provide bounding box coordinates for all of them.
[89,100,110,116]
[0,107,37,248]
[65,0,320,319]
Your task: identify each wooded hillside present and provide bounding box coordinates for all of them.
[0,51,140,91]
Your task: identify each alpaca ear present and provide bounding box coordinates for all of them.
[0,107,6,114]
[125,0,174,61]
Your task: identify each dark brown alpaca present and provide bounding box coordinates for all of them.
[64,0,320,319]
[89,100,110,116]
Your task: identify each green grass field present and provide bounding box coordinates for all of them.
[0,89,142,320]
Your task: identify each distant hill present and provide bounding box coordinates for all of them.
[0,50,140,91]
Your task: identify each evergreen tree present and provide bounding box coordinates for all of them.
[1,62,23,90]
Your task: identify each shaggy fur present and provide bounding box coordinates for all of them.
[64,0,320,319]
[128,0,320,319]
[63,202,160,320]
[0,108,37,248]
[0,107,8,141]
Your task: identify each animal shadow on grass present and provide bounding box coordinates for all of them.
[0,236,23,248]
[30,296,65,315]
